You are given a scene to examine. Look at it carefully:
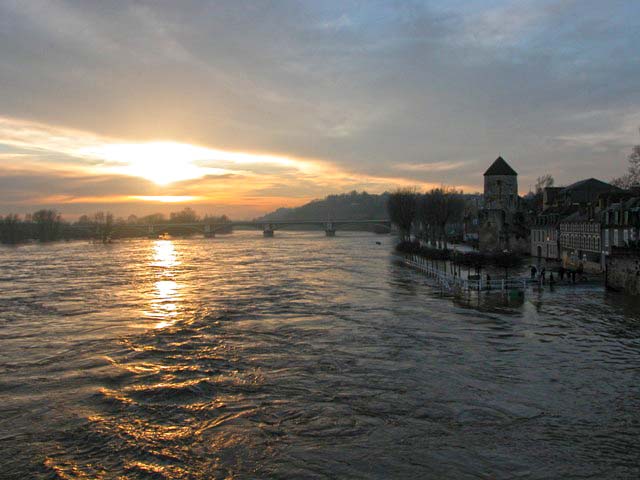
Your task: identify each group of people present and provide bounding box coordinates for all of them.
[530,265,554,284]
[530,263,584,285]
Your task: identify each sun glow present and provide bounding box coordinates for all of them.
[77,140,321,186]
[131,195,201,203]
[79,142,233,185]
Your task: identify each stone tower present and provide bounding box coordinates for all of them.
[483,156,518,211]
[479,156,526,252]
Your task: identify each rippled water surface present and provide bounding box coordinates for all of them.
[1,232,640,479]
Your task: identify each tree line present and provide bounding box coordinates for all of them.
[0,207,232,244]
[395,240,524,279]
[1,210,63,244]
[387,187,466,249]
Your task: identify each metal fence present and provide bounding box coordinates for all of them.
[404,255,529,292]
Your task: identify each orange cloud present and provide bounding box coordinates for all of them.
[0,115,474,217]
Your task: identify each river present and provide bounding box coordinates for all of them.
[1,232,639,479]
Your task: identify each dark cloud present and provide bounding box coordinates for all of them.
[0,0,639,214]
[0,168,157,202]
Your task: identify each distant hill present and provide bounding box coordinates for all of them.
[258,191,390,222]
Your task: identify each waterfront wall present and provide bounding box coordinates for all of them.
[605,250,640,295]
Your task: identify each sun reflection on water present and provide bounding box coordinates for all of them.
[152,240,180,268]
[149,240,182,329]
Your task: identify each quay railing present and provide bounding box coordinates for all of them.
[404,254,529,293]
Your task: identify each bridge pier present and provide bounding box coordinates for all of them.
[204,224,215,238]
[263,224,275,237]
[325,222,335,237]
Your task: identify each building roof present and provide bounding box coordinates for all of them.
[562,178,620,193]
[556,178,622,206]
[560,210,595,223]
[540,205,577,217]
[604,196,640,212]
[542,187,564,209]
[484,156,517,176]
[535,205,578,226]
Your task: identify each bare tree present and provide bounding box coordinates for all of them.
[419,187,465,249]
[76,215,91,225]
[170,207,199,223]
[387,188,418,241]
[142,213,166,225]
[32,209,61,242]
[531,174,555,212]
[0,214,23,244]
[93,211,114,243]
[612,140,640,188]
[417,193,438,246]
[535,174,555,193]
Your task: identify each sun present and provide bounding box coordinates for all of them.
[78,141,222,185]
[77,139,318,187]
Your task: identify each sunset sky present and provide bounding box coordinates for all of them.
[1,0,639,219]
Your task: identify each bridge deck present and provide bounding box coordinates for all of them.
[68,219,391,233]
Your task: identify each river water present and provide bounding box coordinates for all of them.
[0,232,639,479]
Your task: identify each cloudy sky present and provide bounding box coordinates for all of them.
[1,0,639,219]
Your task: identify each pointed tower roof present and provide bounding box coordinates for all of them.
[484,156,517,176]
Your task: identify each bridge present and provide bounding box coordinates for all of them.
[106,219,392,238]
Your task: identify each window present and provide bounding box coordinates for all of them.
[604,229,609,248]
[614,229,619,246]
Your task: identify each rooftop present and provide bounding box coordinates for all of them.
[562,178,621,193]
[484,156,517,176]
[561,210,593,223]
